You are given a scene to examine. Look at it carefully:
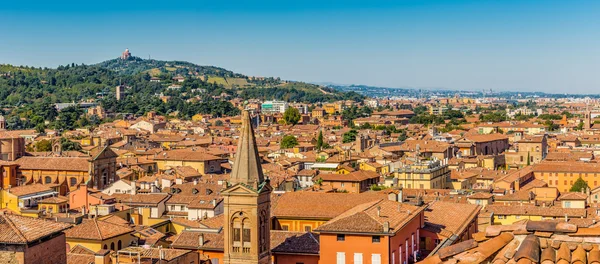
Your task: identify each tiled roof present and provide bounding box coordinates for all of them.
[468,192,494,199]
[484,205,586,218]
[154,149,222,161]
[6,184,53,196]
[315,199,424,234]
[111,193,170,206]
[317,170,380,182]
[419,220,600,264]
[271,192,386,219]
[171,230,224,250]
[423,201,481,239]
[119,247,191,261]
[15,156,89,171]
[0,214,71,244]
[558,192,589,201]
[64,218,133,241]
[271,231,320,255]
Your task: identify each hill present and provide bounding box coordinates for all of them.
[0,55,363,131]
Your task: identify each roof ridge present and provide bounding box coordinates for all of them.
[93,218,104,240]
[3,214,28,243]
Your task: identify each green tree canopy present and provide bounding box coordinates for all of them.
[570,177,589,192]
[283,107,301,125]
[280,135,299,149]
[342,129,358,143]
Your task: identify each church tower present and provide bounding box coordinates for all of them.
[222,110,271,264]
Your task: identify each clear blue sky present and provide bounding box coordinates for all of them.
[1,0,599,94]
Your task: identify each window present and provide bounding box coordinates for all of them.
[515,215,520,219]
[341,183,345,187]
[337,234,345,241]
[372,236,381,243]
[282,225,289,231]
[45,176,52,184]
[304,226,312,232]
[497,215,506,219]
[243,228,251,242]
[336,252,345,264]
[354,253,363,264]
[564,201,571,208]
[118,240,122,250]
[371,254,381,264]
[70,177,77,186]
[110,242,115,250]
[171,205,176,211]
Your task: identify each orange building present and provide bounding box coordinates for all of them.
[315,199,426,264]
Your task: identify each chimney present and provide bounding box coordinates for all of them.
[199,233,205,246]
[383,221,390,233]
[193,179,198,185]
[131,181,137,195]
[94,249,111,264]
[377,206,381,217]
[398,189,404,203]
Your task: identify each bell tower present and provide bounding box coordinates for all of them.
[222,110,271,264]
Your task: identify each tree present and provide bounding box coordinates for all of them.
[280,135,299,149]
[215,120,224,126]
[342,129,358,143]
[34,123,46,134]
[283,107,301,125]
[28,139,52,152]
[316,130,324,150]
[570,177,589,192]
[398,130,408,141]
[60,137,82,151]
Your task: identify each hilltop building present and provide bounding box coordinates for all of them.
[120,48,131,60]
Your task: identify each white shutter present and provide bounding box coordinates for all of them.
[337,252,346,264]
[371,253,381,264]
[354,253,363,264]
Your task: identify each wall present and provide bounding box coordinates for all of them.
[66,233,135,252]
[274,254,319,264]
[319,234,388,264]
[23,234,67,264]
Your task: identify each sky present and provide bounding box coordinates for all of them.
[1,0,599,94]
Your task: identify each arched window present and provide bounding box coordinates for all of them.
[118,240,122,250]
[45,176,52,184]
[110,242,115,251]
[232,218,240,252]
[103,244,108,250]
[70,177,77,186]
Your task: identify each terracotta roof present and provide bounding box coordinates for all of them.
[315,199,424,234]
[468,192,494,199]
[484,205,586,218]
[271,192,386,219]
[171,230,224,250]
[317,170,380,182]
[6,184,54,196]
[64,219,133,240]
[558,192,589,201]
[111,193,170,206]
[15,156,89,171]
[423,201,481,239]
[270,231,320,255]
[154,149,222,162]
[119,247,191,261]
[0,214,71,244]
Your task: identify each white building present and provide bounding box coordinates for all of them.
[261,100,289,114]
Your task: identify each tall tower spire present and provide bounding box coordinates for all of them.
[229,110,265,186]
[222,110,271,264]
